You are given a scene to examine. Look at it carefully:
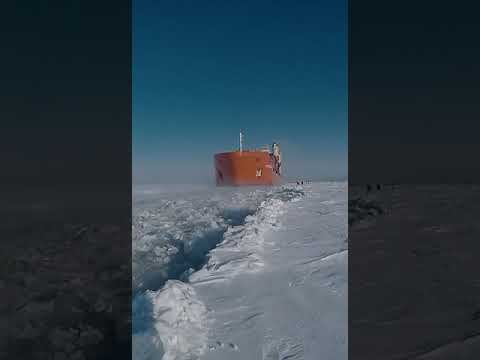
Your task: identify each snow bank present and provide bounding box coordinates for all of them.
[133,280,209,360]
[190,188,305,283]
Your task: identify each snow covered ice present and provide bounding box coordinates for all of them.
[132,182,347,360]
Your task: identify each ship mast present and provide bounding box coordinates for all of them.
[239,131,243,153]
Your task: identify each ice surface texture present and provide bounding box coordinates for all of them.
[132,183,347,360]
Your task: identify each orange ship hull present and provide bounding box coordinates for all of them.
[214,151,282,186]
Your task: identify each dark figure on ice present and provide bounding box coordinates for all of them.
[377,184,381,191]
[366,184,372,194]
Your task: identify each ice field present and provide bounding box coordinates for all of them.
[132,182,347,360]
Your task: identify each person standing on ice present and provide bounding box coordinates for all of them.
[272,142,281,175]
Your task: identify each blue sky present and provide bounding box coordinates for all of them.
[133,0,347,184]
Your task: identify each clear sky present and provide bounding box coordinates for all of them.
[133,0,347,184]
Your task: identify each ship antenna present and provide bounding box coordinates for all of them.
[239,131,243,153]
